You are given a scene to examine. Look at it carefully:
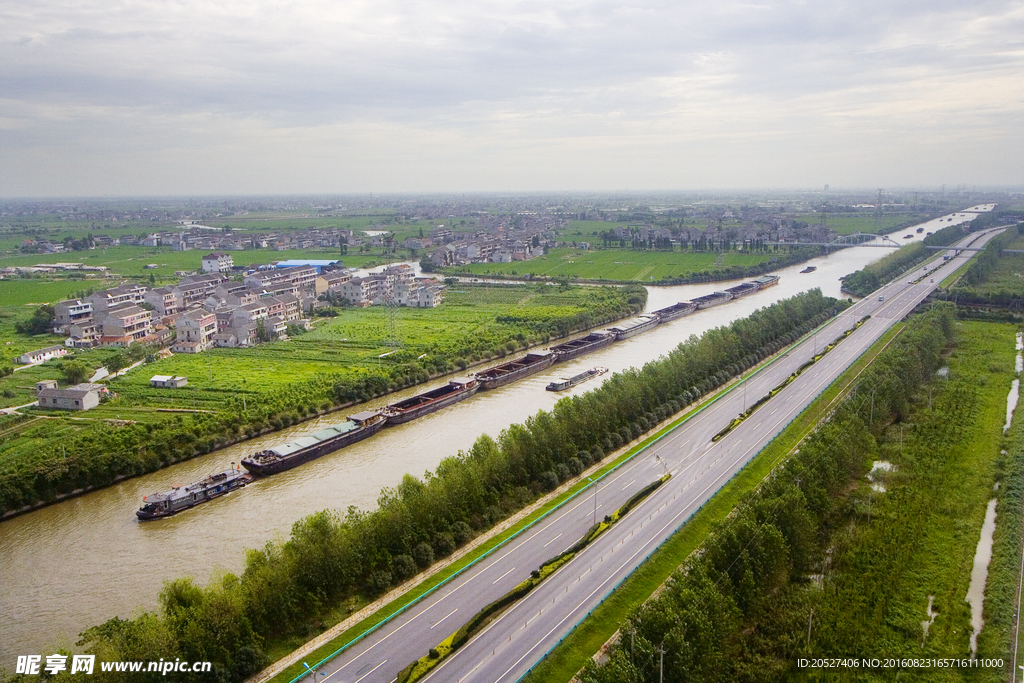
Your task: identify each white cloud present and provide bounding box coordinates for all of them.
[1,0,1021,195]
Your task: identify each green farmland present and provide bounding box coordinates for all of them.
[795,212,930,235]
[446,248,782,282]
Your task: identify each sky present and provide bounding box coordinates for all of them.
[1,0,1022,197]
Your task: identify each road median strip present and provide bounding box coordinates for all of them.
[395,474,671,683]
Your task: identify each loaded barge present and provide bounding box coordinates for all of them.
[474,351,555,390]
[691,291,733,309]
[548,332,615,361]
[723,282,759,299]
[651,301,697,322]
[137,465,252,520]
[382,379,479,424]
[546,367,607,391]
[241,411,386,475]
[607,315,660,340]
[754,274,780,288]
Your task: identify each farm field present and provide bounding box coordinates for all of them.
[794,212,930,235]
[0,283,644,511]
[447,247,779,281]
[959,234,1024,297]
[0,244,406,282]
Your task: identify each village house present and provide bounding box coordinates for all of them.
[53,299,94,332]
[19,344,67,365]
[143,287,182,317]
[172,309,217,353]
[150,375,188,388]
[202,252,234,273]
[36,383,104,411]
[95,305,152,346]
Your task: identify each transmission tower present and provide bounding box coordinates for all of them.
[383,294,402,348]
[874,189,883,234]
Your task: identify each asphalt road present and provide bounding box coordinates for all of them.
[302,229,1002,683]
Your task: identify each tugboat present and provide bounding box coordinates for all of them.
[546,367,608,391]
[752,275,780,288]
[137,464,251,520]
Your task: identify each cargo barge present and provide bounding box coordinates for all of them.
[548,332,615,361]
[607,315,660,340]
[382,380,479,424]
[241,411,387,475]
[474,351,555,390]
[650,301,697,322]
[724,282,760,298]
[546,367,608,391]
[691,291,733,309]
[137,465,252,520]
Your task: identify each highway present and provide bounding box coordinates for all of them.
[299,228,1002,683]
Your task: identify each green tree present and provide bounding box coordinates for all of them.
[61,360,90,384]
[106,353,128,375]
[15,304,55,335]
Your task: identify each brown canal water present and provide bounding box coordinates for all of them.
[0,214,976,660]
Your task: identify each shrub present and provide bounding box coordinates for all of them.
[432,532,456,558]
[392,554,417,580]
[366,569,393,596]
[452,521,473,545]
[413,542,435,568]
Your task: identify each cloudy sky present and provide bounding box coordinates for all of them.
[1,0,1022,197]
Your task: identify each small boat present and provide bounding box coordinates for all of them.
[137,465,252,520]
[800,266,817,274]
[546,367,608,391]
[903,234,913,239]
[241,411,387,475]
[382,380,479,423]
[916,227,924,233]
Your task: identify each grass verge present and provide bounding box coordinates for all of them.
[520,321,907,683]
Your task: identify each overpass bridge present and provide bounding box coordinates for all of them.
[766,232,904,250]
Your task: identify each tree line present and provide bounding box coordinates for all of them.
[577,304,957,683]
[22,290,848,683]
[840,222,973,297]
